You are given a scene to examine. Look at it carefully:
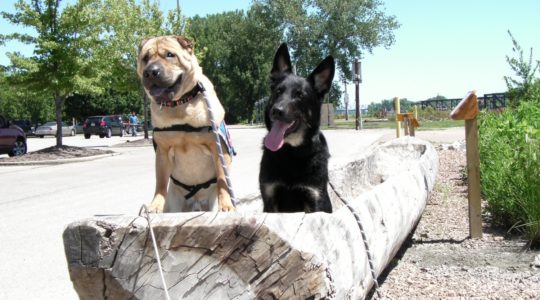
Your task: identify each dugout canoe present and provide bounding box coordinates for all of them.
[63,137,438,299]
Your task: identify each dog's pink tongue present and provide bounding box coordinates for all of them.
[264,120,292,152]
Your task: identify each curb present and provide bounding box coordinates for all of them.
[0,152,120,166]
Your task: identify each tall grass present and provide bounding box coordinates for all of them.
[479,102,540,247]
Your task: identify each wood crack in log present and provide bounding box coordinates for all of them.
[292,214,307,241]
[108,217,139,269]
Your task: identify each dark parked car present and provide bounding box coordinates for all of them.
[0,115,27,157]
[11,119,34,136]
[82,115,125,139]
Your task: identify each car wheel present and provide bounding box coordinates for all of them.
[38,135,44,138]
[84,134,91,139]
[106,128,112,138]
[99,134,105,138]
[8,138,27,157]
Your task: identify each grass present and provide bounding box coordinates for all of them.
[325,118,463,130]
[433,182,452,205]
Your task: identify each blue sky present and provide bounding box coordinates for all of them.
[1,0,539,105]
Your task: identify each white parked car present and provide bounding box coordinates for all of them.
[35,121,76,138]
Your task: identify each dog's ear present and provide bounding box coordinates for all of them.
[175,36,193,54]
[271,43,292,78]
[138,38,151,54]
[308,56,335,95]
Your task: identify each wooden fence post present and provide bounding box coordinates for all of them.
[450,91,482,238]
[394,97,401,138]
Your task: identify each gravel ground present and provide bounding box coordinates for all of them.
[371,146,540,299]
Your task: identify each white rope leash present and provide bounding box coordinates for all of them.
[138,204,171,300]
[201,86,237,206]
[134,84,236,299]
[328,181,383,299]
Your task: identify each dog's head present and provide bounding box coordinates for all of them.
[264,43,335,152]
[137,35,198,103]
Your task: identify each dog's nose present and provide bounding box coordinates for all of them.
[143,65,161,79]
[271,106,285,119]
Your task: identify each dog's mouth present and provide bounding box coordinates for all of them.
[264,119,300,152]
[148,74,183,101]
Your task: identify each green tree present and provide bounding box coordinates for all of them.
[426,94,447,101]
[0,67,55,123]
[504,30,540,106]
[1,0,105,146]
[254,0,399,80]
[189,5,281,123]
[1,0,181,140]
[367,98,413,115]
[98,0,173,93]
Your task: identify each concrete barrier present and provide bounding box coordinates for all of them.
[63,137,438,299]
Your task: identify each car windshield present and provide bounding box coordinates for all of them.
[86,117,102,123]
[42,122,57,127]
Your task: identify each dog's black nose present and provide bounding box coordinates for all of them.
[144,65,161,79]
[271,106,285,119]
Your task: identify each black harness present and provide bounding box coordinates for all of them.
[169,176,218,200]
[153,124,212,133]
[153,82,218,200]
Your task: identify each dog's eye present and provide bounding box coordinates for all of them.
[295,90,303,98]
[166,52,175,58]
[142,55,149,63]
[276,87,284,95]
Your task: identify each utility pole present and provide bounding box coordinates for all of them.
[352,58,362,130]
[343,78,349,121]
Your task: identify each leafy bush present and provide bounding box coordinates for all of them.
[479,101,540,247]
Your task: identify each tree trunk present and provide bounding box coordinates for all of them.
[63,138,438,299]
[55,94,64,147]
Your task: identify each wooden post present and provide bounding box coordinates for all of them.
[450,91,482,238]
[410,116,416,137]
[395,97,401,138]
[411,107,420,137]
[465,118,482,238]
[403,115,410,136]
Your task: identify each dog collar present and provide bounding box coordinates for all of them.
[155,82,206,109]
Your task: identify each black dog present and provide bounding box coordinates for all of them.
[259,43,335,213]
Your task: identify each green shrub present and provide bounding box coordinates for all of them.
[479,102,540,247]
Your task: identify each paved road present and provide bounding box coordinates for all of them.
[0,127,462,299]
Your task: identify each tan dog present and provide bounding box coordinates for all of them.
[137,35,234,212]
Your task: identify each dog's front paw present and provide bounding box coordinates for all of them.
[218,195,236,212]
[147,195,165,213]
[219,203,236,212]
